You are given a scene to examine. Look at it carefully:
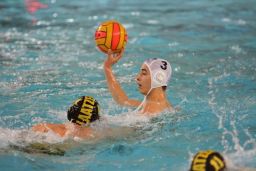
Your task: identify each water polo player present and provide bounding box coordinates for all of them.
[32,96,100,138]
[103,49,173,115]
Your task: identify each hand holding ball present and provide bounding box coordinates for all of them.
[95,20,128,54]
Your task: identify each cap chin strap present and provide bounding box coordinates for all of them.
[134,86,153,112]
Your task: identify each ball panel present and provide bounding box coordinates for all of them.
[98,45,108,53]
[95,38,106,45]
[97,25,107,32]
[95,31,106,39]
[111,22,121,50]
[105,24,113,49]
[116,24,125,50]
[111,49,122,53]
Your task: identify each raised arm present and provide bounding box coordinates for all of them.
[103,49,141,107]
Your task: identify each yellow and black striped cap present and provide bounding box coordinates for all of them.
[190,150,226,171]
[67,96,100,125]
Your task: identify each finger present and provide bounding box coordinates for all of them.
[117,49,124,60]
[118,48,124,59]
[116,53,122,61]
[120,48,125,55]
[107,49,113,56]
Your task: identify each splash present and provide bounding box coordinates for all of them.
[208,73,256,168]
[104,111,150,127]
[0,126,77,156]
[0,127,66,148]
[225,149,256,170]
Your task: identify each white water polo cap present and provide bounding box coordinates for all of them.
[143,58,172,89]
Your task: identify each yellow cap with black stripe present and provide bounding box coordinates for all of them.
[190,150,226,171]
[67,96,100,125]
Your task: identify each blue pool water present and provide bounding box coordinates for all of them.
[1,0,256,170]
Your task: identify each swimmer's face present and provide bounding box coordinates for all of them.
[136,64,151,95]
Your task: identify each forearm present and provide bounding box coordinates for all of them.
[32,123,48,133]
[104,63,129,105]
[103,49,141,107]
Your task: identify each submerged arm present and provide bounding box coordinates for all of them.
[104,49,140,107]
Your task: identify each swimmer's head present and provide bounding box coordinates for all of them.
[190,150,226,171]
[67,96,100,126]
[143,58,172,90]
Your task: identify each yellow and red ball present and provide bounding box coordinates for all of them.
[95,20,128,54]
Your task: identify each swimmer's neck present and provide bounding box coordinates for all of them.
[146,87,167,103]
[139,87,172,115]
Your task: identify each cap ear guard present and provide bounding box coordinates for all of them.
[144,58,172,89]
[67,96,100,126]
[153,70,167,86]
[190,150,226,171]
